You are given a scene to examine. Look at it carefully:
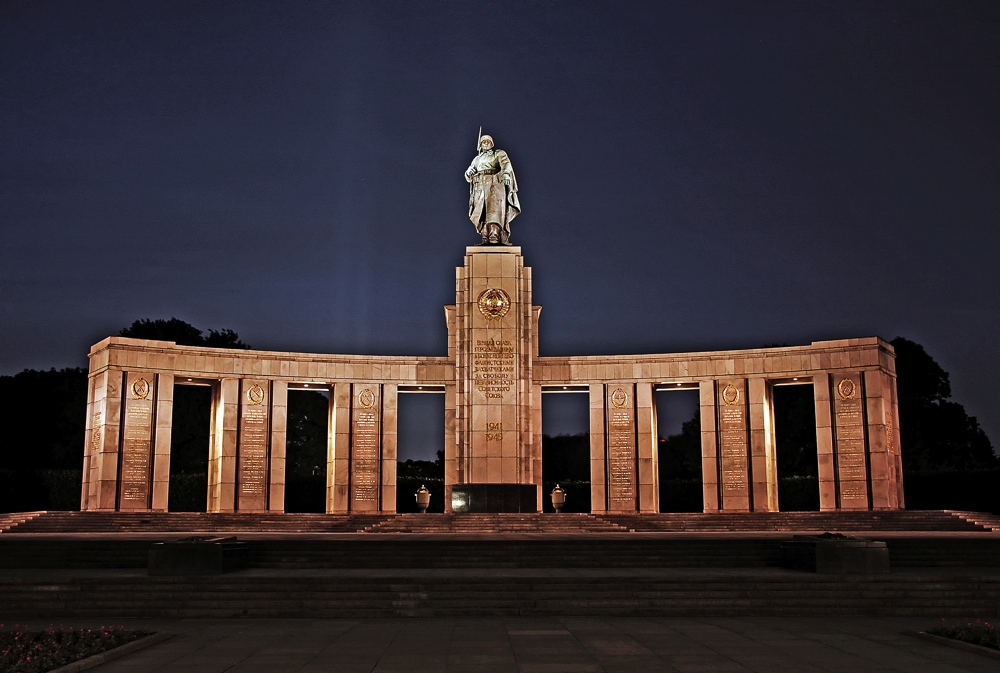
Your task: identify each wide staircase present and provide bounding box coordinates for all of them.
[593,510,995,532]
[1,510,998,618]
[2,509,996,535]
[362,513,629,534]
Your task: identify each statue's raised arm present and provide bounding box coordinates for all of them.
[465,134,520,245]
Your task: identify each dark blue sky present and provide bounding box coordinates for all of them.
[2,1,999,445]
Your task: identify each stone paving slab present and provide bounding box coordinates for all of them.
[2,616,996,672]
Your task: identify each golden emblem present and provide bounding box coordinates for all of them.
[246,384,265,405]
[131,378,149,400]
[477,288,511,320]
[722,384,740,406]
[358,388,376,409]
[611,388,628,408]
[837,378,857,401]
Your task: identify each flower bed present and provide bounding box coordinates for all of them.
[0,624,152,673]
[928,619,1000,651]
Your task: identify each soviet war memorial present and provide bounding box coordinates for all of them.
[3,3,1000,672]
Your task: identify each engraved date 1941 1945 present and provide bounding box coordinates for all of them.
[486,422,503,441]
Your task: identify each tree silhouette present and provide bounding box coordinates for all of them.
[119,318,250,349]
[892,337,996,470]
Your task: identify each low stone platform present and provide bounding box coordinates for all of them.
[2,566,999,618]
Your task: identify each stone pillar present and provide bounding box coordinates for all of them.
[830,372,870,510]
[747,378,778,512]
[235,379,272,512]
[443,382,458,513]
[605,384,639,512]
[328,382,351,513]
[636,382,658,513]
[452,246,537,506]
[699,380,720,513]
[118,371,158,511]
[716,379,751,512]
[208,378,239,513]
[81,368,123,511]
[589,383,608,513]
[349,383,382,512]
[863,369,902,510]
[151,374,174,512]
[529,382,544,511]
[268,380,288,513]
[813,374,837,511]
[381,383,398,513]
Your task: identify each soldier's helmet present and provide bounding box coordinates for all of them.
[479,135,494,150]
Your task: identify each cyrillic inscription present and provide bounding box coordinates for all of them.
[718,382,749,502]
[473,338,515,399]
[239,405,269,498]
[120,379,153,506]
[352,389,380,506]
[834,375,867,505]
[607,390,636,508]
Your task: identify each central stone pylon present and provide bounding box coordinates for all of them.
[444,246,541,512]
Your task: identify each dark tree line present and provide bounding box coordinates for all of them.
[0,326,996,512]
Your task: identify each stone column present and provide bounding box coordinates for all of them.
[381,383,398,513]
[81,368,123,511]
[268,380,288,513]
[863,369,902,510]
[452,246,537,505]
[588,383,607,513]
[813,374,837,511]
[747,378,778,512]
[605,384,639,512]
[208,378,239,513]
[635,382,658,513]
[328,382,351,513]
[830,372,871,510]
[443,382,458,513]
[118,371,158,511]
[151,374,174,512]
[349,383,382,512]
[699,380,720,513]
[715,379,751,512]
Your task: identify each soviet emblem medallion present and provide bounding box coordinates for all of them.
[246,384,265,405]
[722,384,740,406]
[131,378,150,400]
[611,388,628,408]
[477,288,511,320]
[358,388,376,409]
[837,378,857,401]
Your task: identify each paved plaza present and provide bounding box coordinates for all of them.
[11,615,995,673]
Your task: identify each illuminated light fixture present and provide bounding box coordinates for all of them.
[676,383,682,387]
[304,384,309,387]
[792,378,798,381]
[418,386,423,390]
[186,378,192,382]
[562,386,568,390]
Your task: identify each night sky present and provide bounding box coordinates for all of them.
[3,1,999,452]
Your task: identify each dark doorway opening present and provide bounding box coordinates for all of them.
[169,382,211,512]
[541,391,590,512]
[284,388,329,513]
[396,391,445,513]
[773,382,820,511]
[655,386,703,512]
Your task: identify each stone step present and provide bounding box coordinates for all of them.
[5,510,995,535]
[4,571,998,617]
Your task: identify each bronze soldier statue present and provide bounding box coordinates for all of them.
[465,134,520,245]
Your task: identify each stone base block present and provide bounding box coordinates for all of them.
[782,534,889,574]
[451,484,537,513]
[148,536,249,576]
